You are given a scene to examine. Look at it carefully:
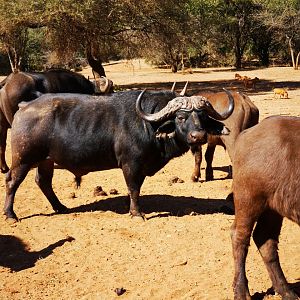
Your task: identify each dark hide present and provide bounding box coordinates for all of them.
[231,116,300,300]
[191,90,259,182]
[0,69,95,173]
[4,90,230,221]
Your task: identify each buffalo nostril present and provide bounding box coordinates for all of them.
[189,131,207,144]
[190,133,197,141]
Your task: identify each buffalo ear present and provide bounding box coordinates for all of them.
[155,120,176,139]
[204,117,230,136]
[155,120,175,134]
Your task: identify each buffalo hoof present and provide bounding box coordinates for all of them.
[4,212,19,224]
[6,217,18,226]
[130,210,146,221]
[191,175,200,182]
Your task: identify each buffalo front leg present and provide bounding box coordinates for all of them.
[0,113,10,173]
[253,210,299,300]
[122,164,145,218]
[231,217,255,300]
[127,189,144,218]
[191,145,202,182]
[205,144,216,181]
[4,164,31,222]
[35,160,68,213]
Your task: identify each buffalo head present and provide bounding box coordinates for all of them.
[136,89,234,147]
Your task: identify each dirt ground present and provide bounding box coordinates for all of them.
[0,61,299,300]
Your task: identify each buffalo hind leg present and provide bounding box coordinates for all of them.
[35,160,68,213]
[191,145,202,182]
[231,209,258,300]
[4,164,31,222]
[253,210,299,299]
[205,144,216,181]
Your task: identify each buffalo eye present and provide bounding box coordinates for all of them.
[176,113,187,122]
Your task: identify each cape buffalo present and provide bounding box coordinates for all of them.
[231,116,300,300]
[0,69,112,173]
[191,90,259,182]
[4,89,234,222]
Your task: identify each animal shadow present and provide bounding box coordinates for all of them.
[68,194,234,217]
[252,282,300,299]
[0,235,74,272]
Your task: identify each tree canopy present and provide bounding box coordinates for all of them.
[0,0,299,73]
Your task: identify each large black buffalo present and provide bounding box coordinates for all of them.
[0,69,112,173]
[4,89,234,222]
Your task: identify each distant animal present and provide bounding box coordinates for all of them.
[243,76,259,89]
[234,73,259,89]
[231,116,300,300]
[4,89,234,222]
[273,88,288,99]
[190,90,259,182]
[234,73,243,81]
[0,69,112,173]
[234,73,249,81]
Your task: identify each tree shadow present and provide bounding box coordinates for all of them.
[251,281,300,299]
[118,78,300,96]
[21,194,234,221]
[210,165,232,179]
[0,235,74,272]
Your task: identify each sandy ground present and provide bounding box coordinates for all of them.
[0,61,299,300]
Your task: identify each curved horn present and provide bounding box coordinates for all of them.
[136,90,209,123]
[100,76,109,93]
[171,82,176,92]
[180,81,188,96]
[203,88,234,120]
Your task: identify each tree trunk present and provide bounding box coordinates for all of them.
[287,36,297,70]
[86,44,106,77]
[234,35,242,70]
[171,63,178,73]
[295,51,300,70]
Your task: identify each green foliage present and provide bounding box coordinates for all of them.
[24,28,46,71]
[0,0,298,72]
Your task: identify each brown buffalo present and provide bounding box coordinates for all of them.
[0,69,112,173]
[231,116,300,300]
[191,90,259,182]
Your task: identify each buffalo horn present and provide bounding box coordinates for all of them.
[180,81,188,96]
[203,88,234,120]
[100,76,109,93]
[137,89,234,123]
[136,90,209,123]
[171,82,176,92]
